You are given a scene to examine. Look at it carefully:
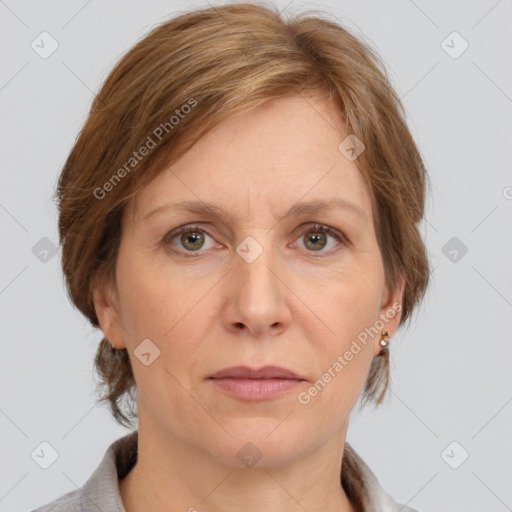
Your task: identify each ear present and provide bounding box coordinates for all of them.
[373,273,406,356]
[92,273,127,349]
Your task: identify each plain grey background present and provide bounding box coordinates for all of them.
[1,1,511,511]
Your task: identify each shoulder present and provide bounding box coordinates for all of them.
[30,489,82,512]
[343,442,421,512]
[31,430,138,512]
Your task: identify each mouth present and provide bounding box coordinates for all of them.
[207,365,306,401]
[208,365,305,380]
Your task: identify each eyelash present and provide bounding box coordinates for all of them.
[162,223,348,258]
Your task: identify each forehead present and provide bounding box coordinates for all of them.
[129,93,373,224]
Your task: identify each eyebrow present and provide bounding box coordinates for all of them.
[143,198,367,223]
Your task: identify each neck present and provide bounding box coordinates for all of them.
[119,419,358,512]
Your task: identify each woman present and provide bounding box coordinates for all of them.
[33,2,430,511]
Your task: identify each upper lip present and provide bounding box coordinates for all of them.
[209,365,304,380]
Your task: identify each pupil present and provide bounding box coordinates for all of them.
[183,231,203,250]
[307,233,326,250]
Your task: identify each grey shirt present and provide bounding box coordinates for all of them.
[31,431,418,512]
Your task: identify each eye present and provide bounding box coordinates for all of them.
[294,224,347,255]
[163,224,217,255]
[162,223,347,257]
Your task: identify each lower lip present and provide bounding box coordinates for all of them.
[209,378,303,401]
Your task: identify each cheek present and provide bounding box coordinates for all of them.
[317,264,384,341]
[325,286,376,380]
[115,244,206,335]
[302,266,382,407]
[115,255,219,380]
[303,280,379,422]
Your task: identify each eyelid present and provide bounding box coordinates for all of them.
[292,223,348,255]
[162,223,218,252]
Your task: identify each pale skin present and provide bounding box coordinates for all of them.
[93,92,405,512]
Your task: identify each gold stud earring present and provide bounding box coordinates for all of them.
[379,331,390,355]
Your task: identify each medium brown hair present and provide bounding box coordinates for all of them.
[56,1,431,429]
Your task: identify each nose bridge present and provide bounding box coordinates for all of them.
[236,232,278,300]
[227,230,289,334]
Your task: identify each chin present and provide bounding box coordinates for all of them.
[202,424,306,469]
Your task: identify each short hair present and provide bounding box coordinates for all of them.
[56,2,431,428]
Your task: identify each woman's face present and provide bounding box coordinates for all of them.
[94,93,403,466]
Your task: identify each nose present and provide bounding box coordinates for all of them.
[222,240,291,338]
